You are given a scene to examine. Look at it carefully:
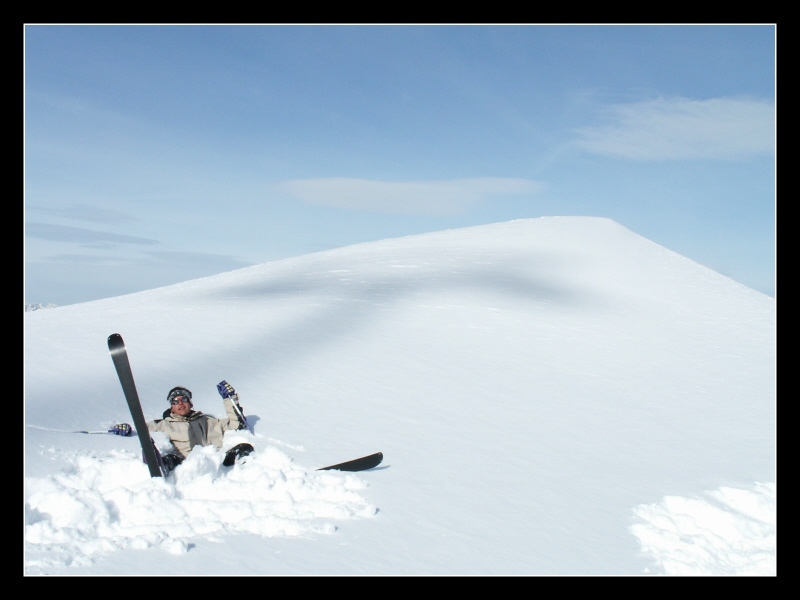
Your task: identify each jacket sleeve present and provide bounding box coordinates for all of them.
[204,398,246,450]
[222,397,244,430]
[147,418,175,437]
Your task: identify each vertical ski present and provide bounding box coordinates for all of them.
[107,333,163,478]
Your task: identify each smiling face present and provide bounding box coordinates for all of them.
[169,395,192,417]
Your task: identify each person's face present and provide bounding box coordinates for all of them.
[170,395,192,416]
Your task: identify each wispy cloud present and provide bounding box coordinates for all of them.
[25,223,157,246]
[32,253,147,265]
[26,90,138,128]
[32,251,249,273]
[279,178,544,216]
[26,204,138,226]
[573,97,775,161]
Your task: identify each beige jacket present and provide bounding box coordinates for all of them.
[147,397,243,459]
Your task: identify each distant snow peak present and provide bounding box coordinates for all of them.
[25,303,57,312]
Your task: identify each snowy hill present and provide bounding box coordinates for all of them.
[24,217,776,575]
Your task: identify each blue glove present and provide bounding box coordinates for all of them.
[218,381,245,427]
[111,423,132,436]
[217,380,236,399]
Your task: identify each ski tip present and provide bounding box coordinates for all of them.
[317,451,383,472]
[107,333,125,349]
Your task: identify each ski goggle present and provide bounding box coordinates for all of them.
[170,396,191,405]
[167,387,192,404]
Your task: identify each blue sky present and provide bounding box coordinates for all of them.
[24,24,776,306]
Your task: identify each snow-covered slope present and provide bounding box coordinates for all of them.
[24,217,776,575]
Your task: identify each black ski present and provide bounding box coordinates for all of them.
[108,333,164,478]
[317,452,383,472]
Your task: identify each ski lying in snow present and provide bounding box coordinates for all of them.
[317,452,383,472]
[108,333,166,478]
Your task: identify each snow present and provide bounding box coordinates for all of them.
[24,216,776,576]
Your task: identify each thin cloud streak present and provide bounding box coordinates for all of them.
[27,203,138,226]
[573,96,774,161]
[279,177,545,216]
[31,251,250,272]
[25,222,157,246]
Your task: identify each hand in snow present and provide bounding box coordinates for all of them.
[110,423,132,436]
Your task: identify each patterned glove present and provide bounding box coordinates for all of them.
[111,423,132,436]
[218,381,245,429]
[217,380,236,399]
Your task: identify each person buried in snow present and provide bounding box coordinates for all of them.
[111,380,253,473]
